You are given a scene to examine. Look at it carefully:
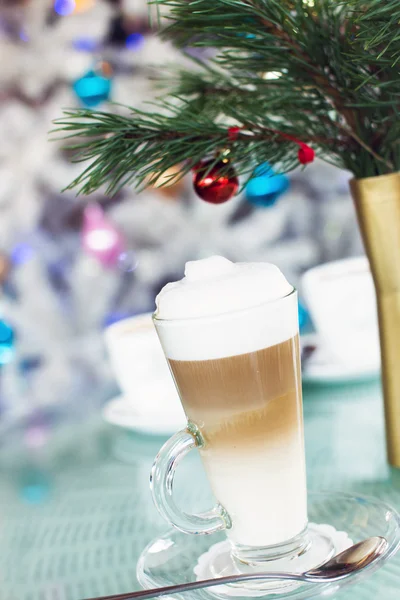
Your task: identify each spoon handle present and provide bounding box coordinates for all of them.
[83,572,310,600]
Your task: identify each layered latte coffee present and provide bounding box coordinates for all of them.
[154,256,307,554]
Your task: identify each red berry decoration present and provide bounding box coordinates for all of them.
[298,143,315,165]
[193,160,239,204]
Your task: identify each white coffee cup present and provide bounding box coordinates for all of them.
[301,256,380,368]
[104,313,185,420]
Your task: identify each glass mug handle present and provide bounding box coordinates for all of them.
[150,424,232,534]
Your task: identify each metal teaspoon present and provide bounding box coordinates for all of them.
[84,536,388,600]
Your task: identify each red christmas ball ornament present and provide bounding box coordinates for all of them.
[193,159,239,204]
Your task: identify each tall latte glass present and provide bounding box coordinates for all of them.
[151,256,307,564]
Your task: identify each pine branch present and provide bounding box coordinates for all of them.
[55,0,400,195]
[53,107,311,195]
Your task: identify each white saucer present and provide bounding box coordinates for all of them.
[301,334,380,385]
[193,523,349,597]
[102,395,186,436]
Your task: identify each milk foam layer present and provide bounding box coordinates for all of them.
[155,256,297,361]
[156,256,293,320]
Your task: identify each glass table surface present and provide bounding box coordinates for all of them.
[1,379,399,600]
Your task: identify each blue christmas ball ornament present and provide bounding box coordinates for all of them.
[237,32,256,39]
[0,319,15,365]
[246,163,290,207]
[126,32,145,50]
[54,0,75,16]
[73,65,112,108]
[298,301,310,333]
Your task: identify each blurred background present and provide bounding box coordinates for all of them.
[0,0,366,438]
[0,5,387,599]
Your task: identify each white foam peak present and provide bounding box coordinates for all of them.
[155,256,293,321]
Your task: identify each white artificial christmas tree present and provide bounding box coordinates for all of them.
[0,0,363,418]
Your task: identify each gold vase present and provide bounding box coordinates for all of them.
[350,173,400,467]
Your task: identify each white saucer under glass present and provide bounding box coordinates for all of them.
[102,394,186,436]
[137,492,400,600]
